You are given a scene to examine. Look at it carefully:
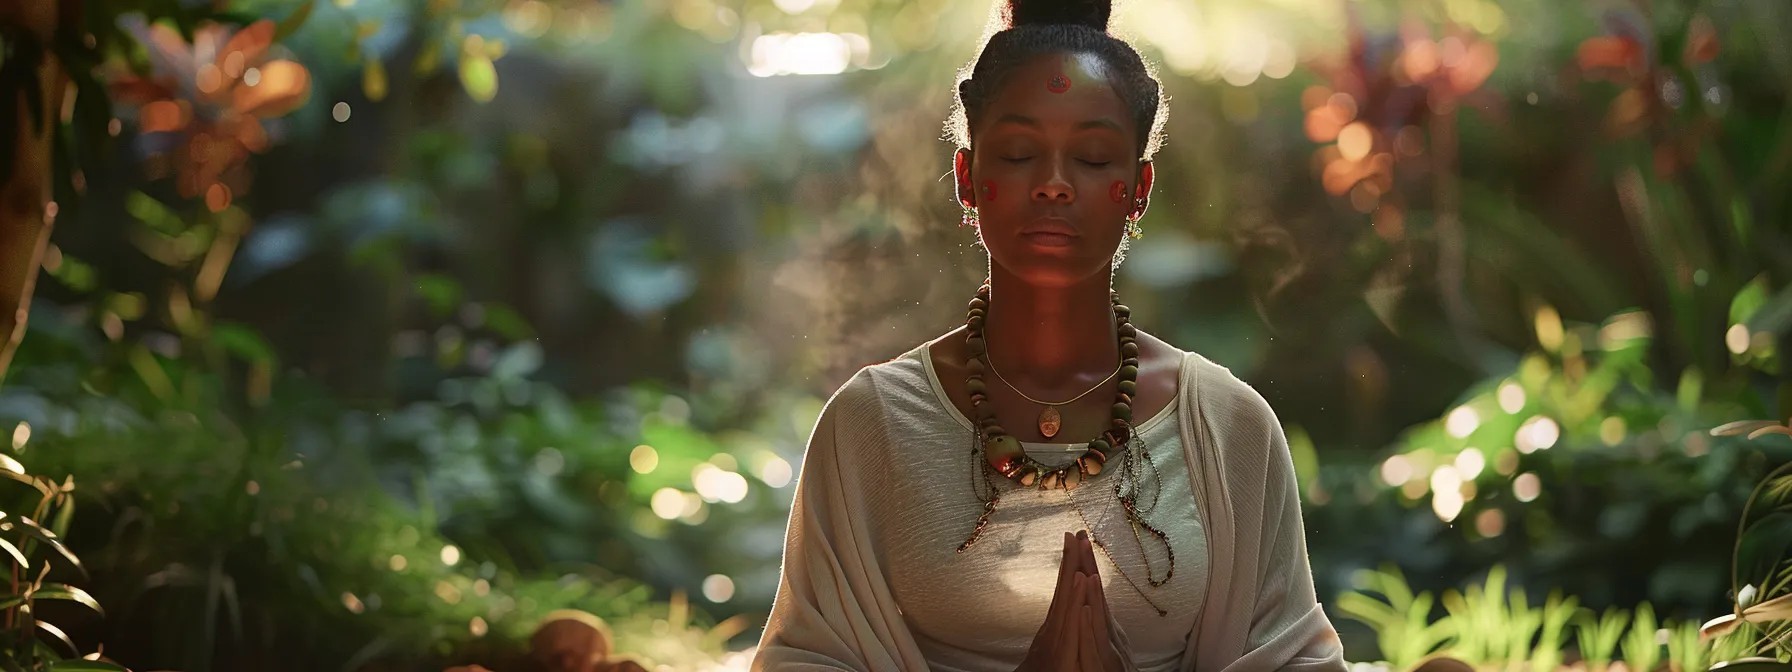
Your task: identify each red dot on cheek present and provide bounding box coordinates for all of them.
[980,181,998,201]
[1110,181,1129,203]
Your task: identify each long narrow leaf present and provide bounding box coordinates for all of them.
[34,620,77,656]
[50,661,130,671]
[0,515,84,578]
[30,584,103,617]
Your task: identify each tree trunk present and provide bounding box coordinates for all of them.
[0,0,63,386]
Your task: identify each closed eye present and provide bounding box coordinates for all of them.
[1080,160,1111,167]
[1002,156,1033,163]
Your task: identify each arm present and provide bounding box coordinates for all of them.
[750,372,920,672]
[1224,405,1347,672]
[1179,353,1346,672]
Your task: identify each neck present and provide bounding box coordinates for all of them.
[981,266,1120,392]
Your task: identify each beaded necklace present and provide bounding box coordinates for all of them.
[954,282,1175,615]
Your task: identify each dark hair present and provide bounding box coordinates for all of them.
[947,0,1168,160]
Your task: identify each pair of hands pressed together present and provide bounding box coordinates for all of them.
[1016,530,1137,672]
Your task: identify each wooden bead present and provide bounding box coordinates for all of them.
[1121,342,1139,358]
[1122,357,1139,368]
[1110,418,1128,432]
[1019,469,1038,486]
[968,316,984,330]
[1118,380,1137,396]
[967,378,986,395]
[966,358,985,375]
[1089,438,1110,454]
[968,308,985,320]
[1041,472,1061,489]
[1118,393,1133,407]
[1113,304,1130,316]
[1119,323,1136,337]
[967,337,986,355]
[1064,468,1082,490]
[1120,364,1138,380]
[986,434,1023,461]
[1114,402,1134,421]
[1081,456,1103,476]
[970,393,987,405]
[970,297,987,311]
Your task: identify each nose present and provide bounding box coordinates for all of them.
[1032,159,1075,203]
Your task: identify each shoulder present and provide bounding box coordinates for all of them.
[816,341,935,426]
[1181,352,1283,445]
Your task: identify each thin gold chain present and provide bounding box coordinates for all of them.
[982,325,1121,407]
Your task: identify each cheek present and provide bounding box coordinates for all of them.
[1109,181,1128,203]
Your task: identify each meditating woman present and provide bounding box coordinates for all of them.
[752,0,1346,669]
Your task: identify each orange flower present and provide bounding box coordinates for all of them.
[108,16,312,202]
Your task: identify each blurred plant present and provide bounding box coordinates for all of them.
[1700,420,1792,662]
[1579,607,1631,672]
[1334,565,1712,672]
[1337,564,1456,671]
[0,444,123,671]
[108,13,314,206]
[1622,602,1662,672]
[1668,619,1711,672]
[1532,592,1581,672]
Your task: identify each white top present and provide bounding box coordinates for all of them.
[752,338,1347,672]
[890,340,1205,672]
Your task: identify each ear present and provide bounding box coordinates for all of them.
[954,148,975,208]
[1131,161,1154,219]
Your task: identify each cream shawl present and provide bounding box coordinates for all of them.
[751,348,1347,672]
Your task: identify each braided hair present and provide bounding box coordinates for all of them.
[946,0,1169,161]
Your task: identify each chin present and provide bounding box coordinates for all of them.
[987,248,1116,289]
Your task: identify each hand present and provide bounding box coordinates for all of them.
[1015,531,1133,672]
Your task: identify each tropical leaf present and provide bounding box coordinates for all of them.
[1714,420,1784,437]
[31,583,104,617]
[0,514,84,578]
[35,620,77,656]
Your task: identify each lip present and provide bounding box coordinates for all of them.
[1019,218,1081,238]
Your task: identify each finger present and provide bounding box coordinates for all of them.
[1089,582,1115,652]
[1080,532,1101,578]
[1078,605,1104,671]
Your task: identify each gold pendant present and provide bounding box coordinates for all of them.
[1039,406,1061,438]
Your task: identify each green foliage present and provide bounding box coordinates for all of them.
[1622,602,1662,672]
[1531,591,1581,672]
[1578,607,1632,672]
[1338,567,1726,672]
[1667,620,1710,672]
[1336,565,1455,671]
[0,450,124,671]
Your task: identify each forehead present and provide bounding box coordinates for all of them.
[978,52,1133,134]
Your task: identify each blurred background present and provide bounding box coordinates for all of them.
[0,0,1789,669]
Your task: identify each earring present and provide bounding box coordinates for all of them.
[962,204,979,228]
[1125,200,1145,239]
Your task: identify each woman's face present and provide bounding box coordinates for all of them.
[959,51,1151,288]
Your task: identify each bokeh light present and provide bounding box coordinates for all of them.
[1514,473,1543,502]
[702,574,736,602]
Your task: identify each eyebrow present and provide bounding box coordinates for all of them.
[991,114,1125,134]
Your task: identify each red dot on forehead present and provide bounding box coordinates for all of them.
[1110,181,1128,203]
[1047,75,1071,93]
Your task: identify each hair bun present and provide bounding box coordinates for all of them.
[1007,0,1112,31]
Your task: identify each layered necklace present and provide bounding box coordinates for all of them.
[955,282,1175,615]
